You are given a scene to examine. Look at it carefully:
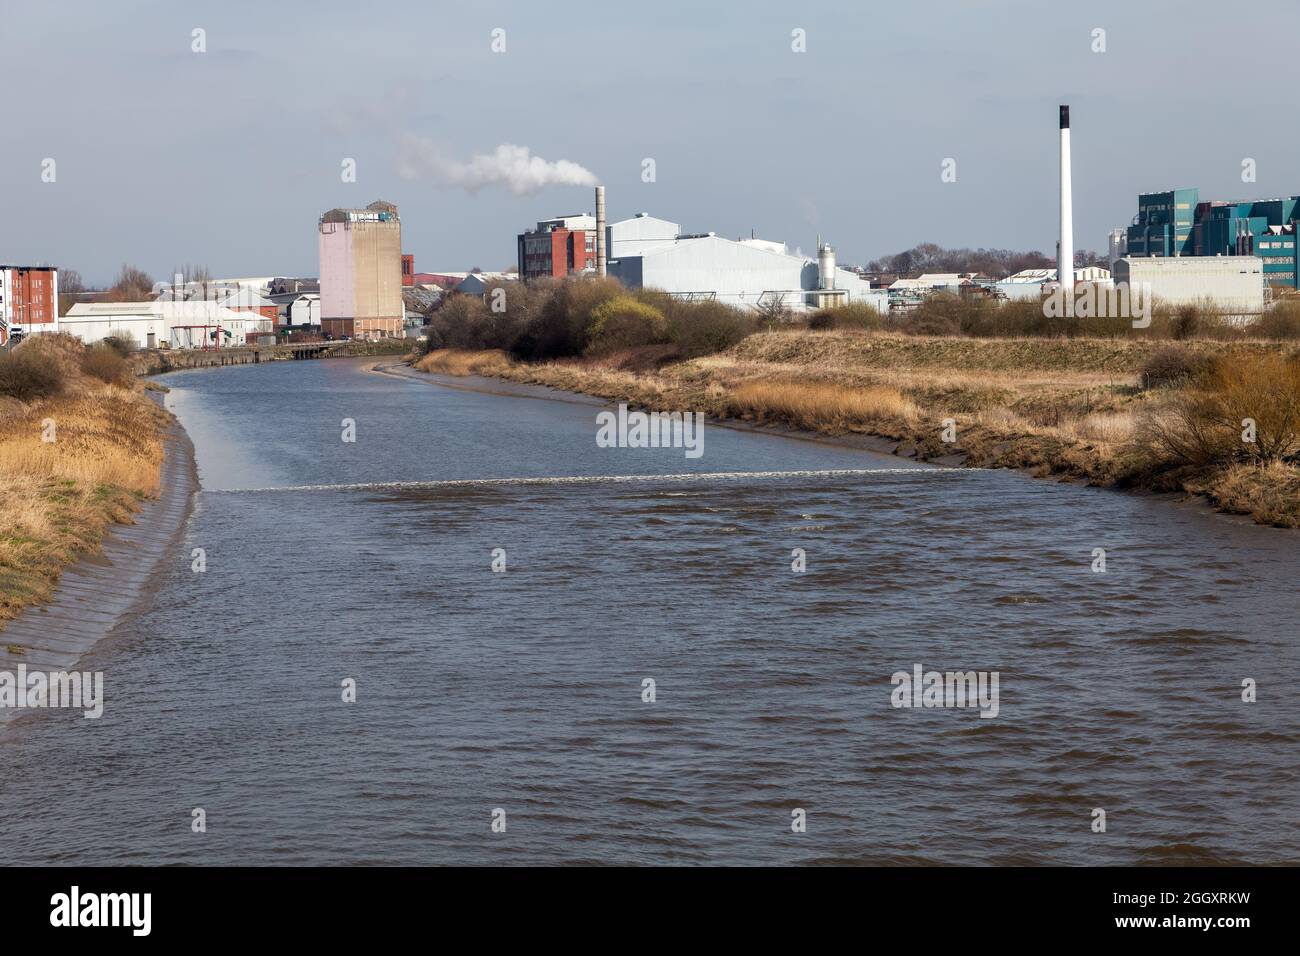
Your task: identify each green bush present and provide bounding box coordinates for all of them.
[510,277,623,361]
[586,296,668,353]
[417,277,761,362]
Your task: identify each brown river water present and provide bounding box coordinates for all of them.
[1,357,1296,865]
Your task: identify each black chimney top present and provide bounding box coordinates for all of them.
[1060,105,1070,129]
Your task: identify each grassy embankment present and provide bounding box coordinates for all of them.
[0,335,170,630]
[411,282,1300,527]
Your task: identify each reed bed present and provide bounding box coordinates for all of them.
[0,336,168,627]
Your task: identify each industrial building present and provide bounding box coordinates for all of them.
[1112,256,1265,315]
[453,272,516,296]
[0,264,59,343]
[517,213,597,279]
[515,189,886,313]
[992,266,1112,301]
[608,232,885,313]
[318,200,405,339]
[60,301,268,349]
[889,274,979,293]
[1123,189,1300,288]
[266,277,320,325]
[607,213,680,258]
[286,294,321,328]
[516,207,682,281]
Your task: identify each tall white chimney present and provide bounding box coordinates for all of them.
[595,185,607,277]
[1058,105,1074,289]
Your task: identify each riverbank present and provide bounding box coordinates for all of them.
[132,337,411,375]
[411,330,1300,527]
[0,335,177,635]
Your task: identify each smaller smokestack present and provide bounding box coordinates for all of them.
[1058,104,1074,290]
[595,185,606,277]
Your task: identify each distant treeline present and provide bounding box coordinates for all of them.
[863,243,1107,278]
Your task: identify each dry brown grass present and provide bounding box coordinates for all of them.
[1059,412,1137,447]
[1205,462,1300,528]
[0,390,165,493]
[725,380,917,433]
[415,349,513,377]
[730,329,1286,375]
[411,332,1300,528]
[0,336,168,628]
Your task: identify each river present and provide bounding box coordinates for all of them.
[2,356,1296,865]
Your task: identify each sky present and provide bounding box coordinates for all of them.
[3,0,1299,286]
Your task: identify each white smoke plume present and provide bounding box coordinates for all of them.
[397,137,598,195]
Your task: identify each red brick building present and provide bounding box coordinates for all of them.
[0,265,59,343]
[516,214,597,280]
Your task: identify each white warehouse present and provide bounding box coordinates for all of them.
[1111,256,1265,315]
[606,213,680,258]
[607,230,885,313]
[60,301,269,348]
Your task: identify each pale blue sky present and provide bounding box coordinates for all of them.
[3,0,1298,284]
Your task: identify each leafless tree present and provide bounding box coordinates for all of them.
[56,268,85,316]
[101,264,155,302]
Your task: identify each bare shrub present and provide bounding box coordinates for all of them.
[1138,353,1300,466]
[1207,353,1300,461]
[1252,301,1300,340]
[0,348,65,401]
[754,296,794,328]
[1171,304,1202,340]
[80,346,134,387]
[660,298,756,358]
[101,333,136,357]
[1141,346,1209,389]
[807,302,883,331]
[895,294,965,335]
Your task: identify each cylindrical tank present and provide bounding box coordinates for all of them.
[818,243,836,290]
